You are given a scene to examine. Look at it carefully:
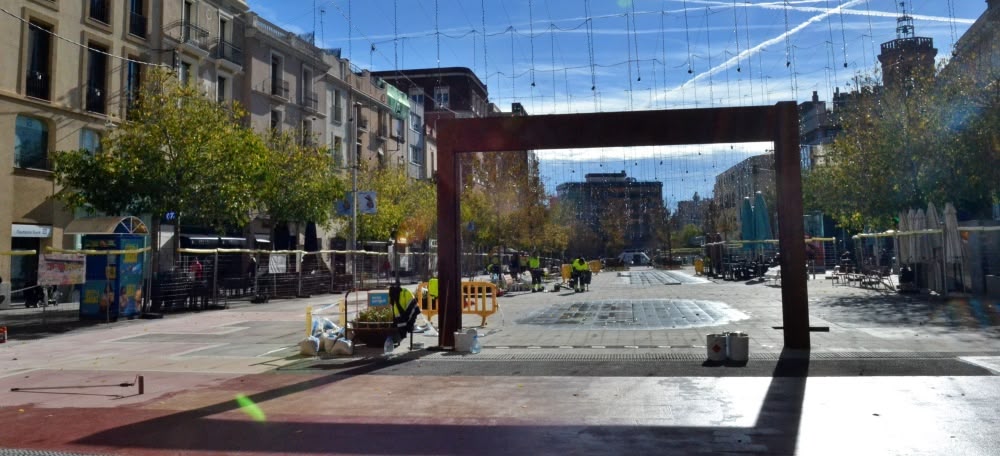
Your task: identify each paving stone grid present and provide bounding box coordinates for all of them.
[517,299,749,329]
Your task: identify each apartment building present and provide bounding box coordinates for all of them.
[0,0,160,297]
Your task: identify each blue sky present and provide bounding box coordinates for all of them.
[249,0,985,205]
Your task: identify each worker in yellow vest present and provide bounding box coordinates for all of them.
[528,252,542,292]
[571,256,591,292]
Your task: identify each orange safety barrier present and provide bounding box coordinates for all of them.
[415,280,499,327]
[461,281,500,326]
[415,282,438,322]
[588,260,602,274]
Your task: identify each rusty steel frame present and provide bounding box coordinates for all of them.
[436,103,809,350]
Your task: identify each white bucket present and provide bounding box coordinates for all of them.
[727,332,749,362]
[454,331,475,352]
[706,334,727,361]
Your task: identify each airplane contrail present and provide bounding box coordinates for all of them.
[663,0,868,100]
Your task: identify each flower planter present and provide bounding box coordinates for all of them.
[348,321,398,347]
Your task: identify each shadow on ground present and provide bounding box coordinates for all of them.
[813,293,1000,330]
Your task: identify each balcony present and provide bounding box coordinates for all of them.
[165,21,210,54]
[358,117,369,131]
[25,71,50,101]
[129,12,147,38]
[86,84,106,114]
[267,78,289,100]
[213,39,243,67]
[302,92,318,112]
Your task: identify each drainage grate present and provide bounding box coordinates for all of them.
[0,450,104,456]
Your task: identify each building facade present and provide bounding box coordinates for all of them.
[711,154,776,240]
[556,172,665,253]
[0,0,176,299]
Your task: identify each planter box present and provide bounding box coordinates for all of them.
[348,321,398,347]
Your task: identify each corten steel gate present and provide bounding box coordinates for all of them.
[436,103,809,349]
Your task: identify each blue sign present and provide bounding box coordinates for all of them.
[368,292,390,307]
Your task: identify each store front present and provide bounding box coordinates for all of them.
[9,224,52,302]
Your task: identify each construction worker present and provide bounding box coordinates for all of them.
[528,252,543,292]
[571,256,591,292]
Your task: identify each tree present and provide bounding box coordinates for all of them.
[258,130,345,249]
[804,68,999,231]
[53,67,270,243]
[352,163,436,245]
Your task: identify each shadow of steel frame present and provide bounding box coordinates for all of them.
[435,103,809,349]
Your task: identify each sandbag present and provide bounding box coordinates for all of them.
[299,336,321,356]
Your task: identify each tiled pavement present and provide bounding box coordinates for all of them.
[2,266,999,455]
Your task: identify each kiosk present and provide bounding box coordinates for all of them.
[64,216,148,321]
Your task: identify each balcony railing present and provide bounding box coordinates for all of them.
[269,79,289,99]
[25,71,50,100]
[129,12,147,38]
[86,84,106,114]
[302,92,318,111]
[214,39,243,66]
[166,21,210,50]
[89,0,110,24]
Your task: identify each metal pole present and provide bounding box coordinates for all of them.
[213,250,219,308]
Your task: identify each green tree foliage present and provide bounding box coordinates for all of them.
[804,69,999,231]
[258,131,345,231]
[53,67,269,232]
[354,163,436,244]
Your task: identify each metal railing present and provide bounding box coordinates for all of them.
[166,21,210,50]
[214,39,243,66]
[302,92,318,111]
[248,14,325,60]
[269,78,289,99]
[25,71,50,100]
[129,12,147,38]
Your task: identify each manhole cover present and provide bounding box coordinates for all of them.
[518,299,748,329]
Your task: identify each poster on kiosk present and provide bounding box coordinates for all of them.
[80,235,145,321]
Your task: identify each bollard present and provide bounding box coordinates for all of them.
[137,375,144,395]
[305,306,313,337]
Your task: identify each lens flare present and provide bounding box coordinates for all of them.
[235,393,266,422]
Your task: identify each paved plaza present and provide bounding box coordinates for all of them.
[1,266,999,455]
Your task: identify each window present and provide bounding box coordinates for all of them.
[409,145,424,165]
[26,21,52,101]
[331,89,342,122]
[301,119,313,146]
[89,0,110,24]
[86,44,109,114]
[15,115,49,170]
[129,0,147,38]
[410,113,422,132]
[392,117,404,139]
[80,128,101,154]
[333,136,343,166]
[302,67,314,107]
[217,75,227,102]
[182,1,193,41]
[179,61,192,86]
[270,55,285,97]
[409,88,424,105]
[126,59,142,113]
[270,110,282,131]
[433,86,449,109]
[219,17,228,43]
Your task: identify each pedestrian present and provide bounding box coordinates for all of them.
[528,252,543,292]
[510,251,522,280]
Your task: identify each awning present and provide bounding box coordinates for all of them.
[64,216,148,235]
